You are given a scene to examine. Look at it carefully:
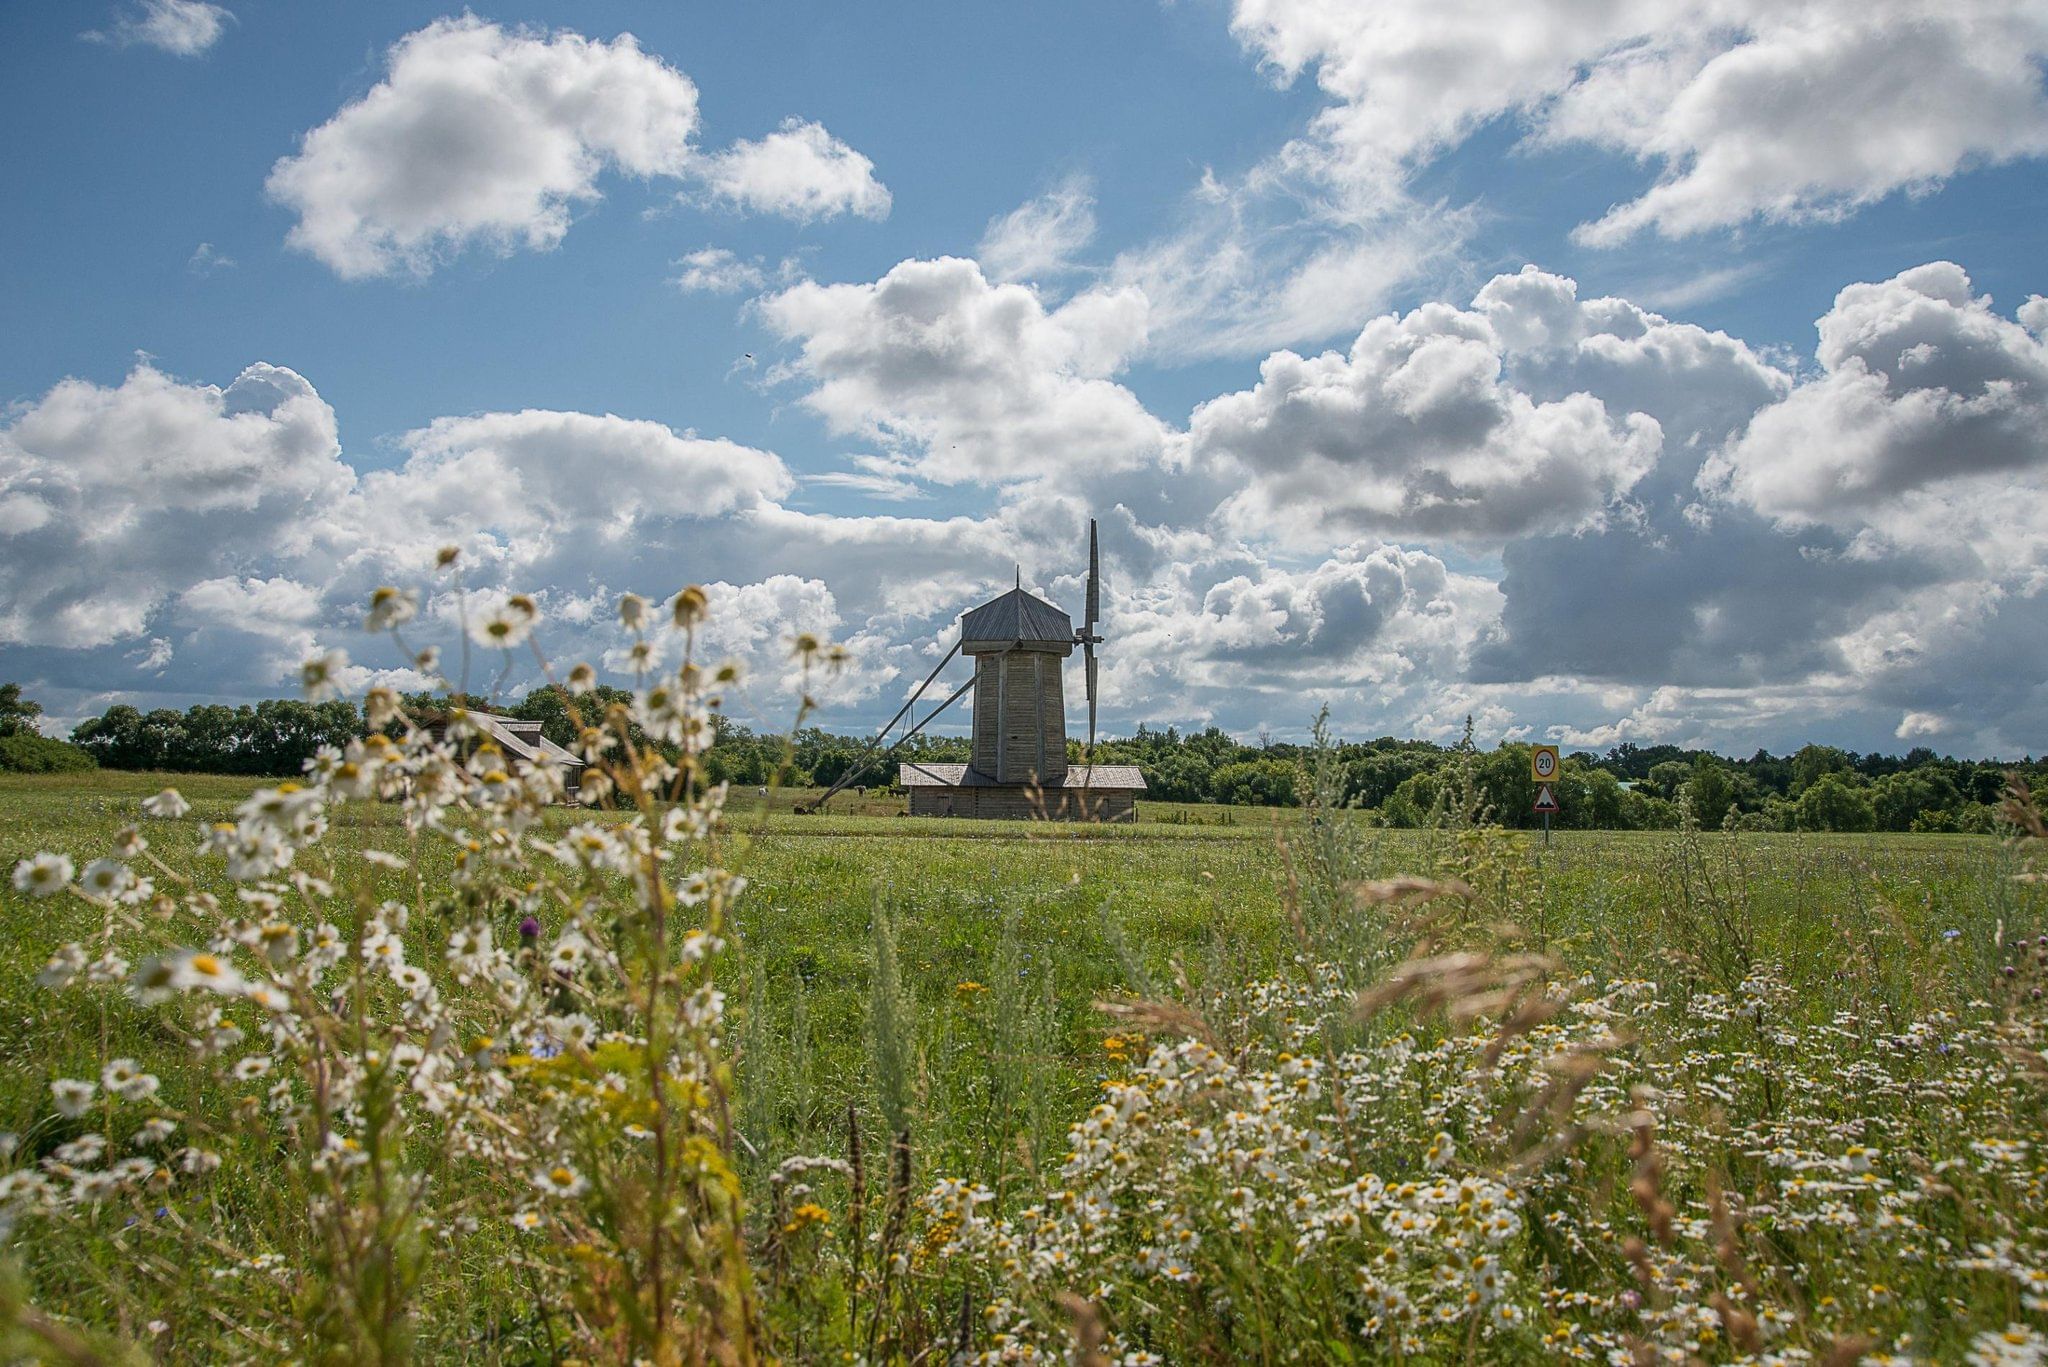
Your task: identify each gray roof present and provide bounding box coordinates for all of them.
[898,762,1145,790]
[959,588,1074,650]
[448,711,586,772]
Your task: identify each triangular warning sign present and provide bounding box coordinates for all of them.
[1532,783,1559,813]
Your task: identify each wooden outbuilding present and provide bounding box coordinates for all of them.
[423,709,587,801]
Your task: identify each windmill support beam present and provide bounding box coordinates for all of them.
[814,675,976,809]
[811,640,960,810]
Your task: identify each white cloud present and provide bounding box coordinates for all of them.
[672,247,764,294]
[759,256,1167,486]
[357,409,793,556]
[180,576,324,634]
[1896,710,1949,740]
[1192,289,1662,546]
[979,177,1097,283]
[268,18,703,279]
[0,361,349,648]
[87,0,230,55]
[697,118,891,223]
[9,258,2048,754]
[1226,0,2048,247]
[1561,6,2048,244]
[187,242,235,276]
[1702,261,2048,553]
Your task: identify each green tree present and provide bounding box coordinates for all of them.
[1684,756,1736,827]
[1210,758,1296,806]
[0,682,44,738]
[1795,773,1876,832]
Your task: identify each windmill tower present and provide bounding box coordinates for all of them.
[805,519,1144,821]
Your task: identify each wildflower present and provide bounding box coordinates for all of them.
[671,585,708,628]
[12,852,74,897]
[511,1209,544,1232]
[140,788,190,820]
[51,1078,96,1118]
[37,943,87,990]
[363,848,408,870]
[547,1013,599,1051]
[533,1163,590,1198]
[472,595,539,648]
[1970,1324,2048,1365]
[234,1056,272,1081]
[618,592,650,630]
[364,586,419,631]
[132,1118,177,1148]
[101,1059,159,1103]
[1425,1131,1456,1170]
[131,950,248,1001]
[300,648,349,701]
[546,931,591,974]
[784,1202,831,1234]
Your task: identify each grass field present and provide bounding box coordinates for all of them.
[2,766,2045,1362]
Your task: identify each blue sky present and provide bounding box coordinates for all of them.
[4,0,2047,756]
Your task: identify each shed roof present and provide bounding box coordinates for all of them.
[897,762,1145,790]
[437,710,586,772]
[959,587,1073,652]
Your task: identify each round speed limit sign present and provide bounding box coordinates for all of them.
[1531,745,1558,782]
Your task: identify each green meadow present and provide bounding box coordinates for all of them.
[1,768,2043,1361]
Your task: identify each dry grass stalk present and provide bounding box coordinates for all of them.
[1055,1293,1109,1367]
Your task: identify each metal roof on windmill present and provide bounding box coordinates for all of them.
[805,519,1145,821]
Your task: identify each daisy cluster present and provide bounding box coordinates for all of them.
[1,578,785,1360]
[905,935,2048,1363]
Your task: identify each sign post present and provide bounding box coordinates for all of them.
[1531,746,1560,847]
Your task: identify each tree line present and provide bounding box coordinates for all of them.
[29,683,2043,833]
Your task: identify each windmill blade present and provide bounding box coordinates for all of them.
[1084,518,1100,630]
[1085,641,1098,760]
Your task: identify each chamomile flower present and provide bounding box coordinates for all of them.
[101,1059,159,1103]
[13,852,74,897]
[50,1078,95,1119]
[532,1163,589,1199]
[140,788,190,820]
[364,586,419,631]
[300,649,349,702]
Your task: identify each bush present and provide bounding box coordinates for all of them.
[0,732,96,773]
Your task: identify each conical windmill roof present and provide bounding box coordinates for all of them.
[959,586,1073,651]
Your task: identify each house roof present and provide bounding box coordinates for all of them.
[439,710,586,771]
[897,762,1145,790]
[959,587,1074,651]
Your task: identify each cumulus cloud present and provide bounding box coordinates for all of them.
[1702,262,2048,546]
[87,0,230,55]
[9,258,2048,755]
[1226,0,2048,246]
[268,19,702,279]
[979,177,1097,283]
[759,256,1168,485]
[350,410,793,573]
[671,247,764,294]
[0,361,349,649]
[1192,291,1661,546]
[267,19,888,280]
[696,118,891,222]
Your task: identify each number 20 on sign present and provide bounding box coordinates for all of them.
[1530,745,1558,782]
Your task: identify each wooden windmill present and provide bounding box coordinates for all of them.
[808,518,1144,821]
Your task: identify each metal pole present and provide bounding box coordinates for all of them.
[1543,811,1551,848]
